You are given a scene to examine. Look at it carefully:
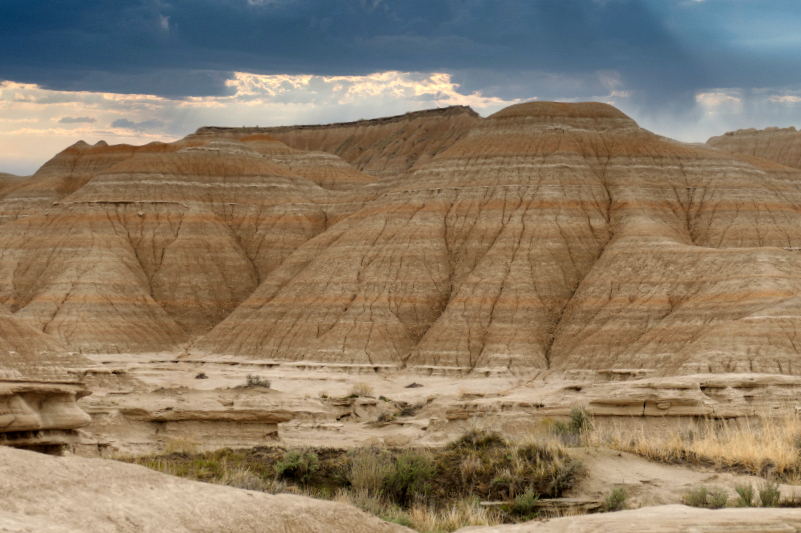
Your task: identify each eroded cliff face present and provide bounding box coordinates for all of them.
[708,126,801,170]
[3,102,801,379]
[0,139,378,353]
[194,105,481,178]
[0,304,92,450]
[201,102,801,376]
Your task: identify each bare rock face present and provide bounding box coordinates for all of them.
[0,304,92,450]
[0,140,188,225]
[0,447,412,533]
[5,102,801,379]
[708,126,801,170]
[195,105,481,178]
[0,138,375,352]
[455,504,801,533]
[201,102,801,376]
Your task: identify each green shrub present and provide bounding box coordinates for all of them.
[510,488,540,519]
[683,486,709,508]
[683,486,728,509]
[759,479,781,507]
[274,450,319,484]
[569,406,594,434]
[383,451,435,505]
[735,483,755,507]
[707,488,728,509]
[602,487,628,512]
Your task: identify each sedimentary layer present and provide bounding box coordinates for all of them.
[195,105,481,178]
[201,102,801,376]
[708,126,801,170]
[0,138,378,353]
[5,102,801,378]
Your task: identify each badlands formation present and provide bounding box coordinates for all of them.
[709,126,801,171]
[3,102,801,529]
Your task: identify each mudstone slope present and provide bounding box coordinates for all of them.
[2,103,801,378]
[708,126,801,170]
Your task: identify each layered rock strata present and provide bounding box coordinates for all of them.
[0,304,92,450]
[0,138,376,353]
[708,126,801,170]
[5,102,801,379]
[79,385,297,454]
[195,105,481,178]
[202,102,801,376]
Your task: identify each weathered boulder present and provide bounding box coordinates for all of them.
[0,446,411,533]
[455,504,801,532]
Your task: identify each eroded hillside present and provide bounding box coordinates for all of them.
[194,105,480,178]
[708,127,801,170]
[2,103,801,378]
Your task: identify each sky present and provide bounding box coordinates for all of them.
[1,0,800,175]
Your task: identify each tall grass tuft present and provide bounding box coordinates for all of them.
[593,410,801,479]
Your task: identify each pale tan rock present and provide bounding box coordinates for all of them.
[383,433,413,447]
[708,126,801,170]
[455,504,801,532]
[0,446,411,533]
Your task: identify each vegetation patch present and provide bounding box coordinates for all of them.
[592,411,801,482]
[126,429,583,532]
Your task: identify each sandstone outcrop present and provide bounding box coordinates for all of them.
[708,126,801,170]
[0,304,92,450]
[0,446,411,533]
[196,105,481,178]
[79,383,298,454]
[455,504,801,532]
[0,140,169,225]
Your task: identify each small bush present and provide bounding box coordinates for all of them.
[376,412,395,424]
[511,488,540,518]
[349,382,374,398]
[602,487,628,512]
[735,483,755,507]
[707,488,728,509]
[683,486,727,509]
[449,427,504,451]
[274,450,319,484]
[245,374,270,388]
[569,406,594,434]
[194,372,208,379]
[759,478,781,507]
[684,486,709,508]
[348,449,394,497]
[384,450,435,505]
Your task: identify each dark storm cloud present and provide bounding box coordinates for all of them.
[0,0,798,105]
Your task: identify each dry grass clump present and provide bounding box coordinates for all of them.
[593,411,801,479]
[348,448,395,497]
[334,489,502,531]
[348,382,374,398]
